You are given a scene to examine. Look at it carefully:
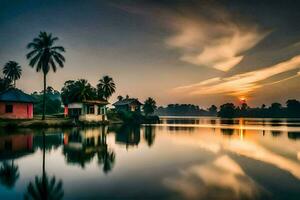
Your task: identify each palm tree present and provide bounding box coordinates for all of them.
[26,31,66,120]
[3,61,22,87]
[0,161,20,189]
[69,79,97,102]
[97,76,116,100]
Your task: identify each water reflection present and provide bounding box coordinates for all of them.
[0,133,34,159]
[0,161,19,189]
[144,126,156,147]
[63,127,115,173]
[24,173,64,200]
[24,132,64,200]
[288,132,300,140]
[271,130,282,137]
[221,128,235,136]
[114,125,141,148]
[164,155,261,200]
[0,118,299,199]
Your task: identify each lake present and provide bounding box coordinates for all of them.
[1,117,300,199]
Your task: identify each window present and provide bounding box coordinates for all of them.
[87,105,95,114]
[5,104,13,113]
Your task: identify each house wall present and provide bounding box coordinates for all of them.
[0,102,33,119]
[79,114,107,122]
[68,103,83,109]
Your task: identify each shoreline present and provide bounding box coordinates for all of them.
[0,118,116,129]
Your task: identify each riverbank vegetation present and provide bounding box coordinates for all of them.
[218,100,300,118]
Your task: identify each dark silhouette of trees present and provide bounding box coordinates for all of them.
[97,75,116,100]
[218,103,236,118]
[208,105,217,115]
[0,77,12,92]
[31,87,62,115]
[218,100,300,118]
[117,95,124,101]
[27,31,66,120]
[61,79,97,104]
[143,97,157,116]
[156,104,209,116]
[286,99,300,117]
[3,61,22,87]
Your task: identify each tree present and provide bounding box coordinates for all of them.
[218,103,236,118]
[31,89,62,115]
[97,76,115,100]
[3,61,22,87]
[117,95,123,101]
[143,97,157,116]
[61,79,97,105]
[27,31,66,120]
[0,77,12,92]
[208,105,217,115]
[286,99,300,117]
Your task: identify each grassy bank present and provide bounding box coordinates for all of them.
[0,116,109,129]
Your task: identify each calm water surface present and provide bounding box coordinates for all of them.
[1,117,300,199]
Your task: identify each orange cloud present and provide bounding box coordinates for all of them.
[174,55,300,96]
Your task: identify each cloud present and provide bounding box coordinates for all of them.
[174,55,300,96]
[115,1,268,72]
[164,4,268,71]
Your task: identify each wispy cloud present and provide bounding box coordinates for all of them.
[115,1,269,72]
[164,5,269,71]
[174,55,300,96]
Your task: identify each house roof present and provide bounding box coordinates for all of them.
[113,98,143,106]
[82,100,109,105]
[0,88,36,103]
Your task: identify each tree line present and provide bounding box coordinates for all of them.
[155,104,216,116]
[218,100,300,118]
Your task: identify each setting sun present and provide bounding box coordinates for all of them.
[239,97,247,104]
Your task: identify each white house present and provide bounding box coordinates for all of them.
[64,100,108,122]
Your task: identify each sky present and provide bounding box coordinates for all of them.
[1,0,300,108]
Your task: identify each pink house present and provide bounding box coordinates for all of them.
[0,88,35,119]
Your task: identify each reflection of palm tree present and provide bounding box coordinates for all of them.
[0,161,19,189]
[98,128,115,173]
[24,175,63,200]
[98,149,115,174]
[24,132,64,200]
